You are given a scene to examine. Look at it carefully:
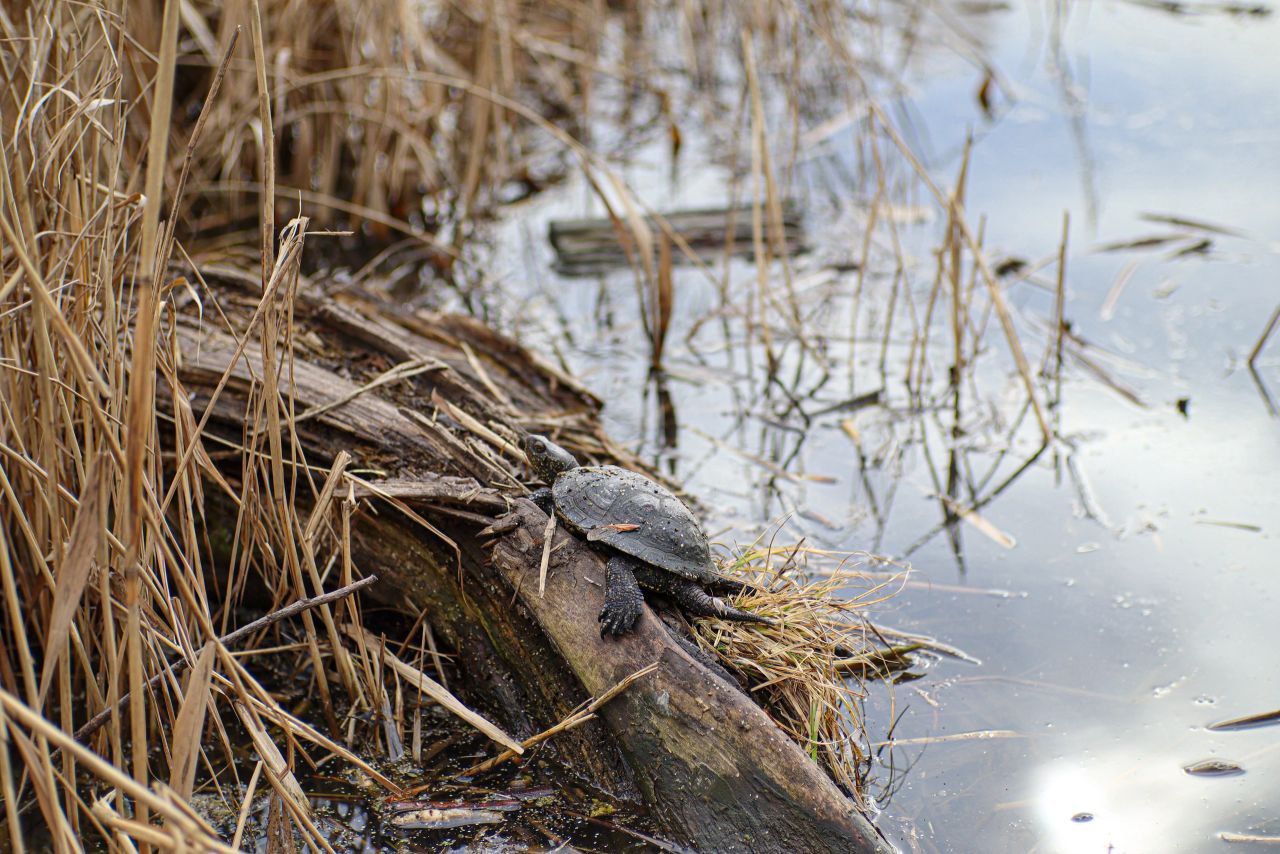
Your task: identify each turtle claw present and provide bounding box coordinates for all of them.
[600,554,645,637]
[598,599,642,637]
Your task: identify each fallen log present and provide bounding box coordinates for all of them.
[548,201,805,274]
[485,502,890,852]
[175,269,890,852]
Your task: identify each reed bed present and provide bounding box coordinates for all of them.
[0,3,426,846]
[0,0,636,847]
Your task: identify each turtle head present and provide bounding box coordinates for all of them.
[522,434,579,482]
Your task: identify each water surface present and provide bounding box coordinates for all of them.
[484,1,1280,851]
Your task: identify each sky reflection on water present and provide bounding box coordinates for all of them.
[489,0,1280,850]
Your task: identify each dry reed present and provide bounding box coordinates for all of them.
[0,0,660,847]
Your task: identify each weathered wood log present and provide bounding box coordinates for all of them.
[174,270,890,852]
[548,202,805,274]
[486,502,890,852]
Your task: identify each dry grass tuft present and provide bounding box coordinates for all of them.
[697,547,913,795]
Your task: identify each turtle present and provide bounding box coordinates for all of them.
[521,434,773,636]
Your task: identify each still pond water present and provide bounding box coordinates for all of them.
[482,1,1280,852]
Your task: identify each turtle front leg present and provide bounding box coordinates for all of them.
[635,567,773,627]
[599,554,646,637]
[528,487,554,515]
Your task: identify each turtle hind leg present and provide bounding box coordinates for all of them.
[599,554,646,637]
[635,568,774,627]
[682,584,774,626]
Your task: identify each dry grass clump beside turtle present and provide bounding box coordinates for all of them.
[691,546,918,795]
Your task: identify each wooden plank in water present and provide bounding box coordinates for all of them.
[548,201,805,274]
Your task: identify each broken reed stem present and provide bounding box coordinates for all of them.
[345,626,524,754]
[742,29,780,377]
[122,0,184,832]
[943,139,973,519]
[867,115,904,385]
[741,26,801,335]
[75,576,379,743]
[229,761,264,851]
[159,29,242,270]
[849,107,883,387]
[1054,212,1070,406]
[249,0,276,283]
[1248,300,1280,366]
[949,137,972,427]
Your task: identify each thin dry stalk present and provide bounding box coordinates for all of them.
[451,662,659,781]
[345,626,524,754]
[538,511,557,597]
[1053,212,1070,406]
[1249,301,1280,366]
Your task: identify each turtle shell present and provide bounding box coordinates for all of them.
[552,465,716,582]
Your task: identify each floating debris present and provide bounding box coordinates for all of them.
[1184,759,1245,778]
[1220,830,1280,844]
[1100,260,1139,320]
[1168,238,1213,258]
[873,729,1023,747]
[387,790,556,832]
[936,494,1017,549]
[1095,232,1196,252]
[1139,211,1247,237]
[806,389,883,418]
[548,202,805,274]
[391,804,510,830]
[993,256,1029,277]
[1194,520,1262,533]
[1208,708,1280,732]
